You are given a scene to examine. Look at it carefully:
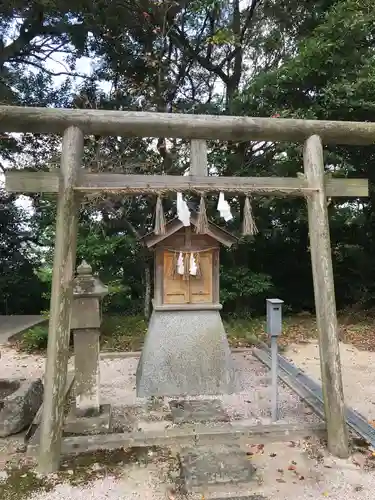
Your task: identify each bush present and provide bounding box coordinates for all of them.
[21,325,48,352]
[220,266,274,316]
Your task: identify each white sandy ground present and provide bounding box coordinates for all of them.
[2,342,375,498]
[99,353,322,426]
[0,347,45,380]
[284,340,375,422]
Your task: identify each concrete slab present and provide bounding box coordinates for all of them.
[64,404,111,436]
[169,399,230,424]
[0,315,45,345]
[111,401,172,433]
[179,444,256,494]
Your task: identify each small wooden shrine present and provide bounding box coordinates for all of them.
[141,212,237,309]
[136,211,238,397]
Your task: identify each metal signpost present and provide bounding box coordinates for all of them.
[266,298,284,422]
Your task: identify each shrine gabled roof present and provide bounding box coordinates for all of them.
[140,212,238,249]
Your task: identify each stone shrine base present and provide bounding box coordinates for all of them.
[136,309,236,397]
[179,444,256,495]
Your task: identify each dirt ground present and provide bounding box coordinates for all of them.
[285,341,375,422]
[2,340,375,499]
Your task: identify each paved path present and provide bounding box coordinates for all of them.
[0,315,45,345]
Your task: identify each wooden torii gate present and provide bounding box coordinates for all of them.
[1,106,370,473]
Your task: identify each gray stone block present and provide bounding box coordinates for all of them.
[169,399,229,424]
[0,377,43,437]
[64,404,111,435]
[136,310,237,397]
[179,444,256,494]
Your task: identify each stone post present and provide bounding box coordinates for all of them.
[71,261,108,416]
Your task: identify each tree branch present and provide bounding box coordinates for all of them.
[0,8,45,66]
[240,0,261,43]
[169,26,230,84]
[218,0,260,70]
[12,58,89,79]
[1,6,85,68]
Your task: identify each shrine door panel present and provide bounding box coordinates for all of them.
[163,251,189,304]
[189,251,213,304]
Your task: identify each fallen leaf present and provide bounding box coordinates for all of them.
[247,444,264,456]
[167,488,176,499]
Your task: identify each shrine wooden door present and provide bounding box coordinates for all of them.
[162,250,213,305]
[189,251,213,304]
[163,251,189,304]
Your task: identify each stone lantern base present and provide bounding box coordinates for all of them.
[136,309,237,397]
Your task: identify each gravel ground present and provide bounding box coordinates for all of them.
[101,353,321,426]
[0,346,45,380]
[27,468,169,500]
[2,343,375,499]
[284,340,375,421]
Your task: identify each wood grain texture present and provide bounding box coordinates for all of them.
[303,135,349,459]
[153,248,164,306]
[37,126,84,473]
[142,216,236,249]
[163,251,189,304]
[5,171,369,197]
[2,105,375,144]
[190,140,208,176]
[27,422,326,457]
[189,251,213,304]
[25,371,75,441]
[212,248,220,304]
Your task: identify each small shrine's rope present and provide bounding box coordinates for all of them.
[163,247,217,254]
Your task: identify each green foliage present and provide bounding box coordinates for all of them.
[35,267,53,302]
[225,317,266,346]
[2,0,375,320]
[100,315,147,352]
[0,189,46,314]
[220,265,274,315]
[21,325,49,352]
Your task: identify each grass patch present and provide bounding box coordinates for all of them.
[17,310,375,354]
[0,465,54,500]
[101,315,147,352]
[225,317,266,347]
[20,324,49,352]
[0,447,170,500]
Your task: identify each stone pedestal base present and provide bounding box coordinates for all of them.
[74,328,100,414]
[179,444,256,495]
[64,404,111,435]
[136,309,237,397]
